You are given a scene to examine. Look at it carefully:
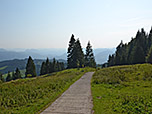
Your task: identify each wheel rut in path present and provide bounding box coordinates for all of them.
[41,72,94,114]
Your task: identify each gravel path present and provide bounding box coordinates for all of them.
[41,72,94,114]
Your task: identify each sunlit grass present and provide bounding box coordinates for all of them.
[92,64,152,114]
[0,66,7,70]
[0,67,95,114]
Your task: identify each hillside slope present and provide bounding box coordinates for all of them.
[92,64,152,114]
[0,68,95,114]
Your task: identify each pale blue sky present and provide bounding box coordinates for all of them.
[0,0,152,49]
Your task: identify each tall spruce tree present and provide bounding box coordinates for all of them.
[25,56,36,77]
[67,34,76,68]
[129,30,146,64]
[85,41,96,68]
[136,28,147,57]
[52,58,57,72]
[56,61,61,71]
[130,44,145,64]
[12,71,16,80]
[15,68,21,79]
[108,54,115,66]
[72,39,84,68]
[60,62,65,70]
[148,27,152,50]
[6,71,12,82]
[115,40,124,65]
[46,58,50,74]
[49,62,53,73]
[40,62,46,75]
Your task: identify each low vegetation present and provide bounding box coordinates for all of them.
[92,64,152,114]
[0,67,95,114]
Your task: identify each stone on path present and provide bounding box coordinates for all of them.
[41,72,94,114]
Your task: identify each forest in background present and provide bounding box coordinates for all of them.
[108,27,152,66]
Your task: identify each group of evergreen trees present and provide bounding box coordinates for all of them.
[67,34,96,68]
[1,34,95,82]
[108,28,152,66]
[0,56,65,82]
[40,58,65,75]
[25,56,65,77]
[4,68,21,82]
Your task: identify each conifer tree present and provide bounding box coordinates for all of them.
[137,28,147,56]
[108,54,115,66]
[59,62,65,70]
[52,58,57,72]
[148,27,152,50]
[12,68,21,80]
[146,45,152,63]
[6,71,12,82]
[25,56,36,77]
[40,62,46,75]
[49,62,53,73]
[57,61,60,71]
[15,68,21,79]
[12,71,16,80]
[72,39,84,68]
[127,38,136,64]
[85,41,96,68]
[115,41,124,65]
[67,34,76,68]
[46,58,50,74]
[129,30,146,64]
[130,44,145,64]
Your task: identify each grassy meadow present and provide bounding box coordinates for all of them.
[0,66,7,70]
[0,67,95,114]
[92,64,152,114]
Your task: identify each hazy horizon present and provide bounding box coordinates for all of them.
[0,47,115,52]
[1,0,152,49]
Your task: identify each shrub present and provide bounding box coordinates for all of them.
[26,74,32,78]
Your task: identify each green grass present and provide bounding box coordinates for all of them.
[0,66,7,70]
[92,64,152,114]
[0,67,95,114]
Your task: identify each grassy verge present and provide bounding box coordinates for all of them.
[91,64,152,114]
[0,67,95,114]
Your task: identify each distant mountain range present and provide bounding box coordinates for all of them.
[0,58,66,75]
[0,48,115,64]
[94,48,115,64]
